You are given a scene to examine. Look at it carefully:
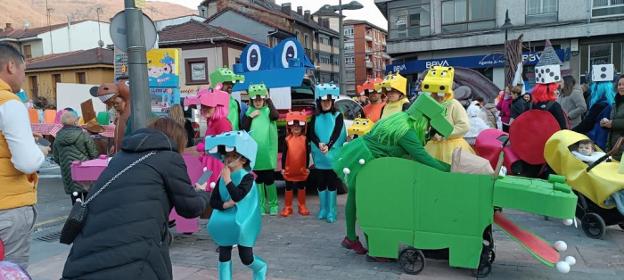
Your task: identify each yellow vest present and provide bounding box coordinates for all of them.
[0,79,38,210]
[380,98,409,120]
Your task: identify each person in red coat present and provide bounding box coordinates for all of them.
[280,111,311,217]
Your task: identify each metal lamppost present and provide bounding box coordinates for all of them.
[326,1,363,96]
[124,0,150,130]
[501,9,514,87]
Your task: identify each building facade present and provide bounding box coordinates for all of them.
[376,0,624,90]
[344,20,391,96]
[0,20,112,59]
[23,48,114,101]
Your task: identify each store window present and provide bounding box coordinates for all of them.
[592,0,624,17]
[441,0,496,33]
[526,0,558,24]
[388,1,431,40]
[580,42,623,82]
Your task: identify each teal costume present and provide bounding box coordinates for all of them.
[204,131,268,280]
[310,111,346,169]
[334,94,454,251]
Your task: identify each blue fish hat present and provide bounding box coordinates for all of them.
[315,83,340,101]
[204,131,258,169]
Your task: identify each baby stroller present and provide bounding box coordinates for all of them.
[544,130,624,239]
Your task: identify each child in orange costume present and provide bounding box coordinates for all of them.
[280,111,311,217]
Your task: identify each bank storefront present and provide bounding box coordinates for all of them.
[386,48,570,93]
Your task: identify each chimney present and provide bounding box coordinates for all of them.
[297,6,303,15]
[5,23,13,32]
[304,10,311,21]
[281,3,291,14]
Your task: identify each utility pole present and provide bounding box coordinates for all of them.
[124,0,151,131]
[45,0,54,54]
[96,7,104,47]
[339,0,345,95]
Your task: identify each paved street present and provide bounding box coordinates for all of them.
[27,167,624,280]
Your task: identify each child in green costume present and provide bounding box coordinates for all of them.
[241,84,280,215]
[335,94,454,256]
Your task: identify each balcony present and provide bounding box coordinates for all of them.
[366,48,373,54]
[366,60,373,68]
[365,34,373,41]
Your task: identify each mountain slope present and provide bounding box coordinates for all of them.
[0,0,196,29]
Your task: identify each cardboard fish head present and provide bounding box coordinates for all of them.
[248,83,269,100]
[592,64,614,82]
[357,78,383,96]
[209,67,245,88]
[347,118,374,137]
[315,83,340,100]
[406,94,453,138]
[421,66,454,99]
[273,38,311,69]
[286,111,308,126]
[204,131,258,169]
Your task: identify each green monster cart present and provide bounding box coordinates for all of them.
[353,149,578,277]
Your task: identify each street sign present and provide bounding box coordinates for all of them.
[109,10,157,52]
[114,47,129,80]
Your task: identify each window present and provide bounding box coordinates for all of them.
[388,2,431,39]
[441,0,496,33]
[52,74,61,97]
[75,72,86,84]
[29,76,38,98]
[346,70,355,81]
[590,43,612,65]
[319,34,331,45]
[23,45,32,59]
[344,42,354,51]
[592,0,624,17]
[345,57,355,65]
[304,34,309,47]
[344,27,354,37]
[185,58,208,84]
[580,42,624,81]
[526,0,558,24]
[319,53,331,65]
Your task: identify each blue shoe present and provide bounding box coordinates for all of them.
[218,261,232,280]
[247,255,268,280]
[317,190,328,220]
[326,190,337,223]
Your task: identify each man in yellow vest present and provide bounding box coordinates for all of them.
[0,43,46,268]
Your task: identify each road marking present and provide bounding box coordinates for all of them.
[34,216,67,228]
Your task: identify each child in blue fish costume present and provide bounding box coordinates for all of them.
[308,83,347,223]
[206,131,267,280]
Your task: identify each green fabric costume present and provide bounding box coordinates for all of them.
[334,95,453,242]
[228,98,240,131]
[246,105,278,170]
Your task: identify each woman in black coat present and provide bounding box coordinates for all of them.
[62,118,209,280]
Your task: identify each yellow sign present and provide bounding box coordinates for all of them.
[147,48,181,88]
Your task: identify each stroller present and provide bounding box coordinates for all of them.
[544,130,624,239]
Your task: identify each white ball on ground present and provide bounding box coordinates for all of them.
[563,219,573,226]
[565,256,576,266]
[554,241,567,252]
[343,168,351,175]
[556,261,570,273]
[358,159,365,165]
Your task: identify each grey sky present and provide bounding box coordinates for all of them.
[155,0,388,30]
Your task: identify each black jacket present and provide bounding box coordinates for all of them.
[62,128,209,280]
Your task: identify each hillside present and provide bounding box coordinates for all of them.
[0,0,196,29]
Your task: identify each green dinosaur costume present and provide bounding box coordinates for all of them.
[334,94,453,242]
[210,67,245,130]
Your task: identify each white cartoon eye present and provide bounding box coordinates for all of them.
[288,120,294,125]
[246,44,262,72]
[209,146,218,154]
[281,40,298,68]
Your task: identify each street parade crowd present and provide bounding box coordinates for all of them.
[1,35,624,280]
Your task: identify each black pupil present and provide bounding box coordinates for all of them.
[286,46,295,59]
[250,49,259,67]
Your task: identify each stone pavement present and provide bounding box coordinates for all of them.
[26,187,624,280]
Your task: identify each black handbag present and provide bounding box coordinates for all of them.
[60,152,156,244]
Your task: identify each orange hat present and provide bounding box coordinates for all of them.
[286,111,307,126]
[357,78,383,96]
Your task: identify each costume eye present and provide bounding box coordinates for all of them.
[280,40,297,68]
[246,44,262,72]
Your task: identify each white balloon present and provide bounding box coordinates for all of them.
[343,168,351,175]
[554,241,567,252]
[556,261,570,273]
[358,159,365,165]
[565,256,576,266]
[563,219,573,226]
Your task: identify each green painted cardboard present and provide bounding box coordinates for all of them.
[355,157,577,270]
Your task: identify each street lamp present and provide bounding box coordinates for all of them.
[501,9,513,87]
[324,1,364,96]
